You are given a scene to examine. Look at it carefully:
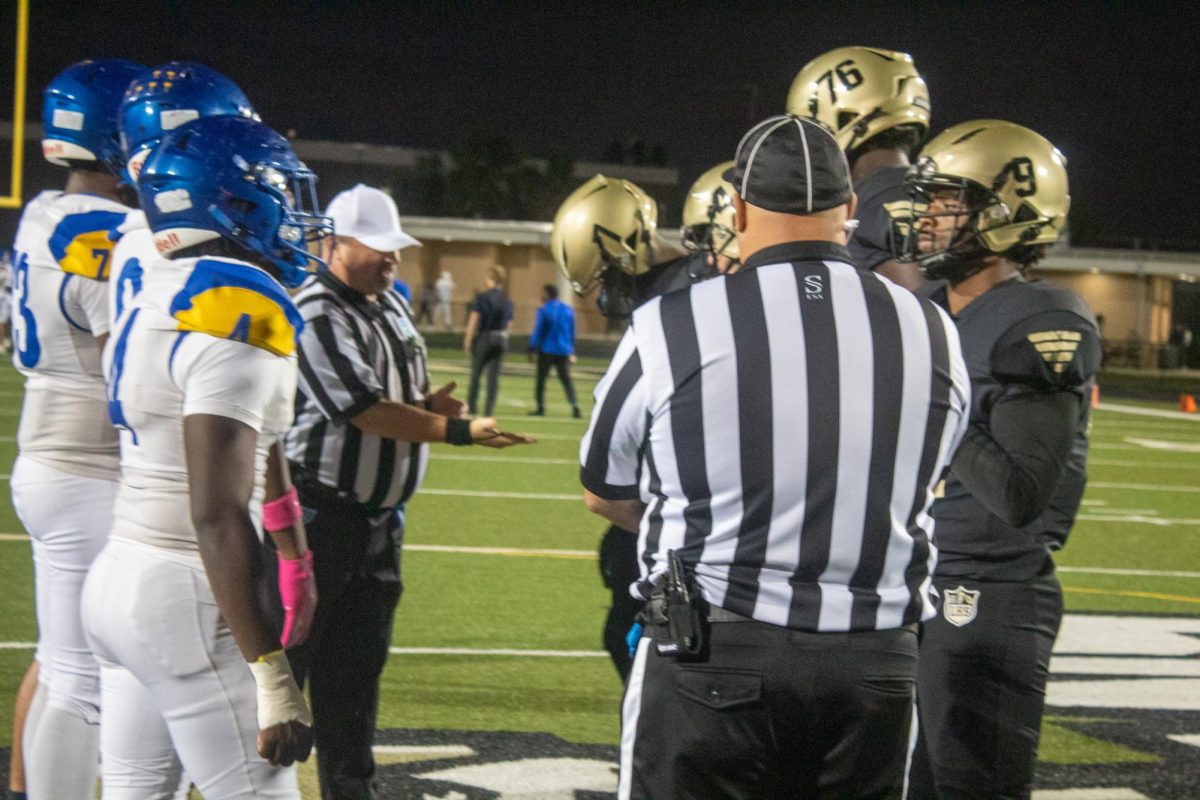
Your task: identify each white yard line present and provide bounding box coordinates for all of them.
[1099,402,1200,421]
[1058,566,1200,578]
[406,543,595,558]
[1087,482,1200,493]
[388,647,608,657]
[1122,437,1200,453]
[431,454,577,465]
[1077,514,1200,526]
[419,488,580,501]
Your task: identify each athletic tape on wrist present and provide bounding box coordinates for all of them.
[247,649,312,729]
[263,485,302,532]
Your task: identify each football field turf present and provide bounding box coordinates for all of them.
[0,353,1198,797]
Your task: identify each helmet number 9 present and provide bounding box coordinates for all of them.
[817,60,864,104]
[1001,157,1038,198]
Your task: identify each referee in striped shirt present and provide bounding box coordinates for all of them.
[581,116,970,799]
[279,184,531,799]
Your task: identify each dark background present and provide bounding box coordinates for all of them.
[2,0,1198,250]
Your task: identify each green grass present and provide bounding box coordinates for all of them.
[1,354,1198,778]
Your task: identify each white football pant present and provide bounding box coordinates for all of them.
[11,455,116,799]
[83,538,300,799]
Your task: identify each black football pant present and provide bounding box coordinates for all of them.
[598,526,643,681]
[621,616,918,799]
[468,331,507,416]
[534,352,578,412]
[267,476,403,800]
[907,573,1063,800]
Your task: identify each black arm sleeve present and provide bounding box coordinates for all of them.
[950,389,1082,528]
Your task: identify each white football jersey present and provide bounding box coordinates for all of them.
[104,255,300,554]
[108,210,155,331]
[11,190,131,479]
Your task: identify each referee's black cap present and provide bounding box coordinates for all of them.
[724,115,853,215]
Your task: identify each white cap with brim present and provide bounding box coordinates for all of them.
[326,183,421,252]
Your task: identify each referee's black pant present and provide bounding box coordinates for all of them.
[621,612,918,799]
[267,474,403,800]
[907,573,1063,800]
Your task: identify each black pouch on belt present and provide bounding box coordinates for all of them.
[655,549,706,659]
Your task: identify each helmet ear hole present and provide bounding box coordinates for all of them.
[228,197,256,214]
[1012,203,1039,223]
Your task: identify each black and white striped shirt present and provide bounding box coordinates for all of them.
[285,271,431,510]
[581,241,970,632]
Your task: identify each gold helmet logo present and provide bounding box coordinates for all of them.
[550,175,658,294]
[681,161,739,260]
[787,46,930,152]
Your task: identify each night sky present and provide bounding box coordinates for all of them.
[4,1,1199,250]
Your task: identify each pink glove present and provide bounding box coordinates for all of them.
[278,551,317,648]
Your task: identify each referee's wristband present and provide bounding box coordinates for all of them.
[445,417,473,446]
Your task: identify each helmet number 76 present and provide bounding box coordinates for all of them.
[818,60,864,104]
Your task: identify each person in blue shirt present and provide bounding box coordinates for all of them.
[391,277,412,303]
[527,283,579,418]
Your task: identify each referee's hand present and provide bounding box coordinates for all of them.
[429,381,466,418]
[469,417,537,448]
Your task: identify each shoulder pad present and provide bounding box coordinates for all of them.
[168,259,304,357]
[49,210,127,280]
[991,308,1101,390]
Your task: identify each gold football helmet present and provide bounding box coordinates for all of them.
[551,175,658,294]
[786,47,930,152]
[680,161,739,260]
[898,119,1070,278]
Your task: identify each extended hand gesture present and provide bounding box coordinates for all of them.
[469,417,537,448]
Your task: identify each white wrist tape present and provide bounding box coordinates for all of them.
[247,649,312,730]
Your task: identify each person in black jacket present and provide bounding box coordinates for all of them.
[464,265,514,416]
[895,120,1101,800]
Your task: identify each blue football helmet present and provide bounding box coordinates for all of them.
[43,59,147,174]
[120,62,258,183]
[138,116,332,288]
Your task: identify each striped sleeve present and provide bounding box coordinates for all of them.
[580,328,648,500]
[296,301,384,424]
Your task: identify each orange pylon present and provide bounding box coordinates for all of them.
[1181,394,1197,414]
[1091,384,1100,409]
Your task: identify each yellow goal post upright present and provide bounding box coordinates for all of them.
[0,0,29,209]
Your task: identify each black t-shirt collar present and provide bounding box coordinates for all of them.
[740,240,854,271]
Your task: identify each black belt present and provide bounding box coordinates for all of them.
[289,464,397,519]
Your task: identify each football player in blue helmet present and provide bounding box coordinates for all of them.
[119,61,258,184]
[108,62,259,334]
[42,58,147,177]
[9,57,144,800]
[82,115,328,796]
[137,114,331,287]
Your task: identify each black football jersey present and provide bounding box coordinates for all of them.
[634,251,715,305]
[927,277,1102,581]
[848,165,911,272]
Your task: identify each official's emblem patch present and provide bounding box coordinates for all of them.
[943,585,980,627]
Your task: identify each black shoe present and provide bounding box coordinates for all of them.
[528,409,545,416]
[572,405,582,419]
